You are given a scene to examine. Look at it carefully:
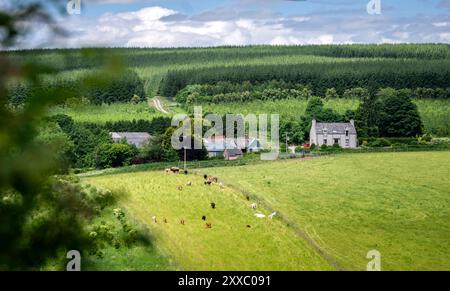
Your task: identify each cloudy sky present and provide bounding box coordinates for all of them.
[4,0,450,48]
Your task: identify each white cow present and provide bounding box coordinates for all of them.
[254,213,266,218]
[250,203,257,209]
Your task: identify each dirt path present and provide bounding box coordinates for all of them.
[151,98,169,114]
[226,181,344,270]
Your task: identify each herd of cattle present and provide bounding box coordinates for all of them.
[156,166,276,229]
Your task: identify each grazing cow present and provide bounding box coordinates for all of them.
[254,213,266,218]
[211,202,216,209]
[180,219,185,225]
[268,212,277,219]
[250,203,257,209]
[186,181,192,186]
[202,215,206,221]
[152,216,157,223]
[206,176,218,183]
[205,223,212,229]
[170,167,180,174]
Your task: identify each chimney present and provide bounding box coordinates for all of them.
[350,119,355,126]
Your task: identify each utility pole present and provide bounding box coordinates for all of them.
[184,147,187,171]
[285,132,289,154]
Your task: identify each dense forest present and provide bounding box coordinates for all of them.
[159,60,450,97]
[5,44,450,105]
[3,44,449,70]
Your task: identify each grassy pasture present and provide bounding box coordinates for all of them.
[84,172,333,271]
[207,152,450,270]
[49,102,162,123]
[84,152,450,270]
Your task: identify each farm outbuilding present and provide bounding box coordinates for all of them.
[224,148,243,160]
[203,136,261,157]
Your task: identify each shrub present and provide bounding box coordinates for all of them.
[130,94,141,104]
[95,143,138,168]
[325,88,339,99]
[369,138,392,147]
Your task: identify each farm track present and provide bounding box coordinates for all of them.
[191,169,344,271]
[151,98,169,114]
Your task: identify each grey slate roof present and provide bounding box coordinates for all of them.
[110,132,152,148]
[314,122,356,135]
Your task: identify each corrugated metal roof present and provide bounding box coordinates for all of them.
[110,132,152,148]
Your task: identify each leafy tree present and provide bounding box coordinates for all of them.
[161,127,208,162]
[0,2,100,269]
[378,88,423,137]
[35,122,75,173]
[280,118,304,144]
[50,114,112,168]
[140,135,166,162]
[355,88,423,137]
[354,93,383,137]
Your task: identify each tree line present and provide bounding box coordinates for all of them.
[7,70,145,106]
[159,59,450,97]
[4,44,449,71]
[175,81,450,104]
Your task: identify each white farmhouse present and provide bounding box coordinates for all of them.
[309,119,358,148]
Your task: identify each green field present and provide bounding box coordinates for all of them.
[49,102,163,123]
[84,151,450,270]
[84,171,332,270]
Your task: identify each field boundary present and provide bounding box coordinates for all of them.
[191,169,345,271]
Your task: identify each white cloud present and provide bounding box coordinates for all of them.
[9,5,450,49]
[433,22,450,27]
